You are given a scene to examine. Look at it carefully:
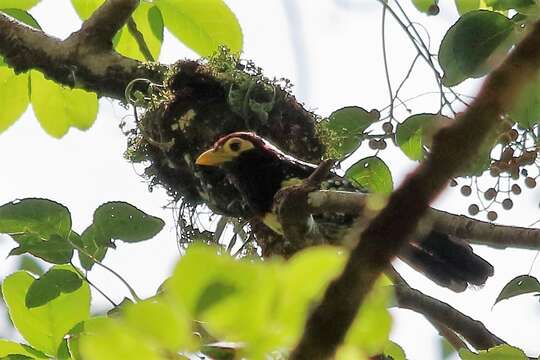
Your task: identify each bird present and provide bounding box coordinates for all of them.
[195,131,494,291]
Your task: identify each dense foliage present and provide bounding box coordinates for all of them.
[1,0,540,359]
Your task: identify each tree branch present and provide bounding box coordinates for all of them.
[0,0,163,100]
[394,284,505,350]
[306,190,540,250]
[290,21,540,360]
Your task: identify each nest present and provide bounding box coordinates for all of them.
[126,51,325,255]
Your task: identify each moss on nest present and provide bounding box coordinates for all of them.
[126,49,325,226]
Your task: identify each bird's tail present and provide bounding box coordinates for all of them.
[399,231,494,292]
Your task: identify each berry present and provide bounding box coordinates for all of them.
[468,204,480,216]
[378,139,387,150]
[461,185,472,196]
[368,139,378,150]
[450,179,458,187]
[487,211,498,221]
[502,198,513,210]
[382,122,394,134]
[511,184,522,194]
[525,177,537,188]
[427,4,440,15]
[484,188,497,200]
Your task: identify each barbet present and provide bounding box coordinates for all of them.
[196,132,494,291]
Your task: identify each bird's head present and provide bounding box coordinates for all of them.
[195,132,278,167]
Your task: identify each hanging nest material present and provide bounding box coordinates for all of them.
[125,50,326,255]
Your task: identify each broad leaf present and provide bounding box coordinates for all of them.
[454,0,481,14]
[26,268,83,308]
[0,340,46,358]
[93,202,164,243]
[0,68,29,133]
[155,0,243,56]
[325,106,379,157]
[115,3,163,61]
[439,11,514,86]
[123,300,193,351]
[31,71,98,138]
[345,156,393,195]
[345,278,393,355]
[459,344,527,359]
[0,8,41,29]
[412,0,438,13]
[509,74,540,129]
[485,0,535,10]
[79,318,164,360]
[17,255,44,276]
[70,0,103,19]
[0,198,74,263]
[2,267,90,355]
[396,113,450,161]
[494,275,540,304]
[77,225,108,270]
[0,0,39,9]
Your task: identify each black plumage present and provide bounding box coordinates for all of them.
[196,132,494,291]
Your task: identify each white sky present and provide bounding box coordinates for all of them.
[1,1,540,359]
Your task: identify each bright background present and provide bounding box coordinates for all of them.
[1,1,540,359]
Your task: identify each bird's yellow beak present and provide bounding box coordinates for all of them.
[195,148,234,166]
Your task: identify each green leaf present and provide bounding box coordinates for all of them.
[454,0,481,14]
[155,0,243,56]
[439,10,514,87]
[384,341,406,360]
[485,0,535,10]
[2,267,90,355]
[77,225,108,270]
[17,255,44,276]
[70,0,103,19]
[115,3,163,61]
[459,345,527,359]
[0,198,71,238]
[30,70,98,138]
[78,318,164,360]
[510,74,540,129]
[167,244,278,357]
[345,156,393,195]
[325,106,379,157]
[0,340,46,358]
[412,0,438,13]
[26,268,83,308]
[1,9,41,29]
[345,278,393,355]
[123,300,193,351]
[0,198,74,263]
[0,0,39,10]
[276,247,346,346]
[396,113,450,161]
[494,275,540,305]
[93,202,164,243]
[0,67,29,133]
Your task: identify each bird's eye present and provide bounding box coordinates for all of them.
[229,141,241,152]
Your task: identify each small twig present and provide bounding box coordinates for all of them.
[70,261,118,307]
[68,237,142,302]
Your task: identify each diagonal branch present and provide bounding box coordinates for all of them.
[290,21,540,360]
[0,0,163,100]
